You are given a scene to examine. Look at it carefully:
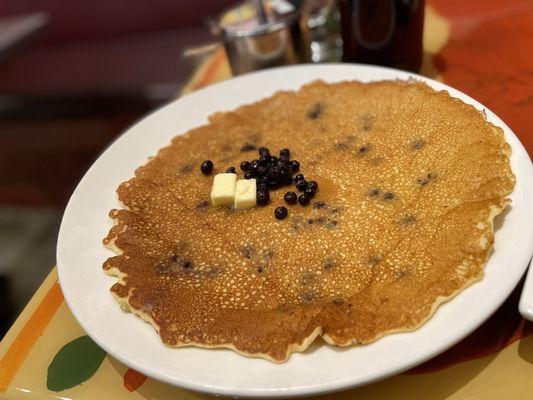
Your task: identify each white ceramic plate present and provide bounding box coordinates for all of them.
[57,64,533,398]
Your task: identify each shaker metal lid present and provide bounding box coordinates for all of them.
[218,0,300,38]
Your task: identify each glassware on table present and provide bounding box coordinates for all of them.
[214,1,311,76]
[306,0,342,63]
[338,0,425,72]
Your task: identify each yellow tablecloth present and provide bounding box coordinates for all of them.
[2,2,532,398]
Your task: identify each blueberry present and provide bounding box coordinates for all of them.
[284,191,297,205]
[304,187,316,198]
[280,148,290,157]
[257,182,268,192]
[307,103,323,120]
[240,161,251,172]
[290,160,300,172]
[383,192,395,201]
[274,206,288,219]
[369,188,381,197]
[298,193,310,206]
[258,147,270,158]
[251,159,261,170]
[244,171,254,180]
[294,173,304,183]
[295,180,308,191]
[280,155,291,163]
[257,190,270,206]
[268,167,280,180]
[225,166,236,173]
[358,145,369,154]
[256,165,267,176]
[241,143,256,152]
[268,179,280,189]
[200,160,214,175]
[279,165,289,177]
[306,181,318,192]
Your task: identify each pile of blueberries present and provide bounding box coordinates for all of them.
[241,147,319,219]
[201,146,318,220]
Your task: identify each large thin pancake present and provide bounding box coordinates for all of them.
[103,80,515,362]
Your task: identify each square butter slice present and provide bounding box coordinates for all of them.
[235,179,256,210]
[210,173,237,207]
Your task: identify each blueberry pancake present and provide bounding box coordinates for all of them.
[103,80,515,362]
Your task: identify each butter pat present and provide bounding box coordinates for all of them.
[210,173,237,207]
[234,179,257,210]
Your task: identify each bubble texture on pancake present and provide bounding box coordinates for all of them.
[103,80,515,362]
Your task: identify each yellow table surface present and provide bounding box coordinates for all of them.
[2,2,533,399]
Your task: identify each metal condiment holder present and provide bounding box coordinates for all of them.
[216,1,311,75]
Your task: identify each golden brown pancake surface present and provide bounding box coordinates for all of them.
[103,80,515,362]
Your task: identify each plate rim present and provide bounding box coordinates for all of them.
[57,63,533,398]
